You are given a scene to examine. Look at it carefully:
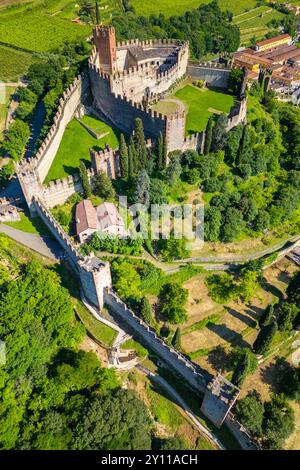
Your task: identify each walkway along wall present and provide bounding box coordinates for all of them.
[33,197,111,309]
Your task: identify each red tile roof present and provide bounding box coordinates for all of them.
[75,200,98,234]
[256,34,291,48]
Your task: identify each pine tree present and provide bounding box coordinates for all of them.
[119,133,129,179]
[171,328,181,350]
[204,116,213,155]
[79,161,91,199]
[157,132,164,170]
[140,297,152,324]
[134,118,147,170]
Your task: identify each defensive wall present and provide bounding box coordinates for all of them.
[187,61,231,88]
[33,197,111,309]
[27,76,86,183]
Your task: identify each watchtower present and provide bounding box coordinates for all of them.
[93,25,117,74]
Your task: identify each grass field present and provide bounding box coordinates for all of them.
[130,0,258,17]
[74,300,118,347]
[173,85,234,134]
[3,211,52,236]
[45,117,120,183]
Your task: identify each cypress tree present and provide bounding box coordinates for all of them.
[128,139,135,180]
[140,297,152,324]
[79,161,91,199]
[119,133,129,179]
[157,132,164,170]
[163,136,168,168]
[129,135,138,174]
[134,118,147,170]
[171,328,181,350]
[204,116,213,155]
[253,321,278,355]
[259,304,274,328]
[95,0,100,24]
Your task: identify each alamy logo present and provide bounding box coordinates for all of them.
[118,196,204,250]
[0,340,6,365]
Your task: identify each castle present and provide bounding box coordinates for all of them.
[12,26,255,443]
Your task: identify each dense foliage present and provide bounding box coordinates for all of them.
[113,1,240,59]
[0,237,152,450]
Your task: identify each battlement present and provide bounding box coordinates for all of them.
[33,196,83,261]
[116,38,187,48]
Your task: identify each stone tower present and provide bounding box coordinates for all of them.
[93,25,117,74]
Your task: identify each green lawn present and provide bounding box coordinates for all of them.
[122,338,148,358]
[4,211,52,236]
[131,0,258,17]
[173,85,234,134]
[74,300,118,347]
[45,117,120,183]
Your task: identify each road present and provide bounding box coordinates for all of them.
[0,224,62,259]
[136,364,225,450]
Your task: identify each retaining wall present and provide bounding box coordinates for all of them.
[187,62,230,88]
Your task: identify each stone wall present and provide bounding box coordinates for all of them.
[25,76,85,183]
[227,97,248,131]
[187,62,231,88]
[32,197,111,308]
[104,289,209,392]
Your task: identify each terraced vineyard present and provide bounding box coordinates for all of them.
[232,5,285,45]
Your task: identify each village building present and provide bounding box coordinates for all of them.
[75,200,125,243]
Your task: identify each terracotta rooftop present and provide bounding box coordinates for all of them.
[97,202,124,231]
[75,200,98,234]
[255,34,291,48]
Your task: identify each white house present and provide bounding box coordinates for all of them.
[75,200,125,243]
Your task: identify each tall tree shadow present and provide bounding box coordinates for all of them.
[225,307,257,328]
[207,323,250,348]
[262,280,284,300]
[260,357,294,394]
[207,345,232,373]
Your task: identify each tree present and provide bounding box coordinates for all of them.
[235,391,264,435]
[231,347,258,387]
[221,207,245,242]
[93,171,116,199]
[253,321,278,355]
[204,207,222,242]
[259,303,275,328]
[158,437,185,450]
[204,116,214,155]
[79,161,91,198]
[149,179,168,204]
[134,170,150,207]
[157,132,164,170]
[128,136,137,179]
[228,68,244,96]
[161,283,188,324]
[211,113,228,151]
[171,328,181,350]
[263,394,295,450]
[277,302,298,333]
[73,390,152,450]
[119,134,129,179]
[133,118,147,171]
[166,151,181,185]
[139,297,152,324]
[111,260,142,301]
[2,119,30,160]
[159,236,190,262]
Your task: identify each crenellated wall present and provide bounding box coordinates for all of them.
[19,76,85,184]
[187,62,231,88]
[227,97,248,131]
[33,196,111,308]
